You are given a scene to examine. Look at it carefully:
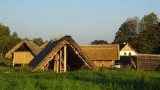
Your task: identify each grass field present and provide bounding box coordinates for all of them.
[0,58,160,90]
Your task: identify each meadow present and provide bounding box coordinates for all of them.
[0,59,160,90]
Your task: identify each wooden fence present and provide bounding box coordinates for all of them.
[137,54,160,70]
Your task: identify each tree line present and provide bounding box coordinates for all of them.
[91,13,160,54]
[0,23,44,57]
[113,13,160,54]
[1,12,160,57]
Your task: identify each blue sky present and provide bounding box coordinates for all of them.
[0,0,159,44]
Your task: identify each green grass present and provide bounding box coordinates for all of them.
[0,58,160,90]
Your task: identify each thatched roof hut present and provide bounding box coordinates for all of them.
[5,40,41,66]
[80,45,120,67]
[29,35,97,72]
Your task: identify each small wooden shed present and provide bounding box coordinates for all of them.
[137,54,160,70]
[5,40,41,66]
[29,35,97,72]
[80,45,120,68]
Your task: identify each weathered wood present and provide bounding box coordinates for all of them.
[56,53,59,73]
[60,50,62,73]
[137,54,160,70]
[129,58,136,69]
[64,45,67,72]
[30,36,97,72]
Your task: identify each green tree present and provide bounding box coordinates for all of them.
[113,13,160,54]
[91,40,108,45]
[0,23,10,36]
[0,23,11,57]
[113,17,139,52]
[9,32,21,50]
[32,37,44,46]
[0,23,21,57]
[138,13,159,53]
[113,17,139,44]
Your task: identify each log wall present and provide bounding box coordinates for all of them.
[137,54,160,70]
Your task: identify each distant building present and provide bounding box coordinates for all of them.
[120,43,138,56]
[80,45,120,68]
[5,40,41,66]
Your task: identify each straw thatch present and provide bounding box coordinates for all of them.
[5,40,41,66]
[80,45,120,67]
[40,41,49,50]
[29,35,97,72]
[137,54,160,70]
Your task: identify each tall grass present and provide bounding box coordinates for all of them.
[0,59,160,90]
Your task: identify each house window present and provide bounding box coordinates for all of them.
[124,52,127,56]
[129,52,131,56]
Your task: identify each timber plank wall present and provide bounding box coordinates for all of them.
[137,54,160,70]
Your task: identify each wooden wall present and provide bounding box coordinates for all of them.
[13,51,34,66]
[137,54,160,70]
[93,60,114,68]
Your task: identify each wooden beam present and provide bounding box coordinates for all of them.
[13,54,15,67]
[56,53,59,73]
[60,50,62,73]
[64,45,67,72]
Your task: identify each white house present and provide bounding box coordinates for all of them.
[120,43,138,56]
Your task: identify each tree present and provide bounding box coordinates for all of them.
[0,23,11,57]
[9,32,21,50]
[138,13,159,53]
[113,13,160,54]
[113,17,139,52]
[91,40,108,45]
[32,37,44,46]
[0,23,10,36]
[113,17,139,44]
[0,23,21,57]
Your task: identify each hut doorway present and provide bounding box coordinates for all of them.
[46,44,85,73]
[67,45,84,71]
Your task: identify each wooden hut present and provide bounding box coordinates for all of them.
[5,40,41,66]
[137,54,160,70]
[29,35,97,72]
[80,45,120,68]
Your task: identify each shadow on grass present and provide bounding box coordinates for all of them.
[66,69,160,90]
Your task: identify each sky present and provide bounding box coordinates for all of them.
[0,0,160,44]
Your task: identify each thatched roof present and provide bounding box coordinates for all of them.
[29,35,97,71]
[80,45,120,61]
[5,40,41,58]
[40,41,49,49]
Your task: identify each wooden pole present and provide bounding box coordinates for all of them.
[64,45,67,72]
[60,50,62,73]
[56,54,59,73]
[13,53,15,67]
